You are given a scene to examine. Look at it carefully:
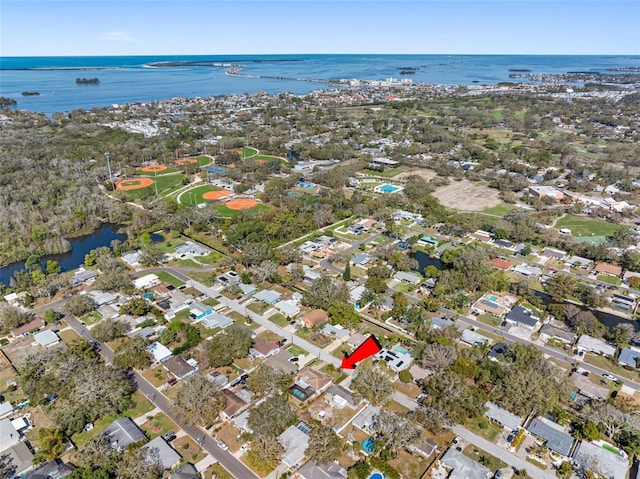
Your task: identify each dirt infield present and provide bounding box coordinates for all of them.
[115,177,154,191]
[176,158,197,165]
[432,179,501,211]
[140,164,168,173]
[203,190,231,201]
[395,168,437,182]
[226,198,258,210]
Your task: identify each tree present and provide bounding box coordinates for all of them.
[327,301,362,329]
[306,426,343,465]
[113,337,152,369]
[0,305,29,331]
[372,411,422,455]
[248,394,296,438]
[390,292,408,320]
[119,297,152,317]
[0,453,16,479]
[587,402,640,439]
[252,260,278,283]
[64,294,96,317]
[172,375,226,427]
[138,243,164,266]
[419,343,458,373]
[398,369,413,383]
[36,428,67,461]
[45,260,61,275]
[246,436,284,475]
[42,309,62,325]
[351,362,394,406]
[208,328,252,367]
[246,364,291,396]
[342,262,351,281]
[574,421,601,441]
[91,318,130,342]
[545,273,577,302]
[608,323,632,351]
[348,461,371,479]
[556,461,573,479]
[302,275,349,310]
[117,446,163,479]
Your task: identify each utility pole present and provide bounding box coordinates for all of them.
[105,152,114,189]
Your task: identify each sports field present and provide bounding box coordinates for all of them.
[254,154,287,164]
[555,214,622,237]
[117,174,186,199]
[115,177,154,190]
[214,201,267,217]
[180,184,230,205]
[135,165,180,175]
[242,147,258,158]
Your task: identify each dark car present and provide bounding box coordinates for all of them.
[507,434,515,443]
[494,471,503,479]
[163,431,176,442]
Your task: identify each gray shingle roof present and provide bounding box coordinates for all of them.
[527,418,574,456]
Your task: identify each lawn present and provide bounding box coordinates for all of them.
[254,154,287,164]
[140,412,177,440]
[288,344,308,357]
[463,444,507,472]
[481,204,511,217]
[597,275,622,286]
[196,155,214,166]
[555,214,622,238]
[180,184,227,205]
[389,449,430,479]
[205,463,235,479]
[361,167,405,178]
[393,282,416,294]
[154,270,185,287]
[198,251,224,264]
[121,173,186,200]
[214,203,268,218]
[241,147,259,158]
[59,329,80,342]
[584,353,639,382]
[81,311,102,326]
[464,416,502,442]
[173,435,206,463]
[256,330,283,343]
[141,364,170,387]
[268,313,290,327]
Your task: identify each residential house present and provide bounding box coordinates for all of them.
[163,356,196,380]
[574,441,629,479]
[301,309,329,329]
[251,338,280,358]
[218,271,240,286]
[121,251,141,267]
[206,371,229,388]
[264,350,298,374]
[346,332,367,349]
[0,401,14,419]
[325,385,361,410]
[175,241,210,256]
[103,417,146,451]
[460,329,492,346]
[321,323,349,340]
[488,342,509,362]
[527,417,574,457]
[417,236,439,247]
[528,185,564,201]
[238,283,257,296]
[350,253,371,267]
[189,301,212,320]
[470,230,494,243]
[408,438,439,458]
[297,461,347,479]
[221,390,248,420]
[484,401,522,431]
[291,368,332,401]
[148,341,173,363]
[143,436,181,470]
[512,264,542,277]
[170,463,199,479]
[23,458,74,479]
[619,347,640,368]
[576,334,616,357]
[439,447,491,479]
[394,271,421,285]
[33,330,60,347]
[3,444,34,479]
[349,285,366,308]
[538,324,577,345]
[594,262,622,278]
[275,300,300,318]
[504,305,540,330]
[11,317,44,338]
[0,418,20,451]
[279,422,311,468]
[369,157,399,169]
[352,405,380,432]
[68,269,97,287]
[254,289,281,305]
[374,347,412,372]
[541,248,567,261]
[133,274,160,290]
[490,258,513,271]
[566,255,592,269]
[199,311,234,329]
[493,239,514,249]
[609,293,637,314]
[473,298,507,317]
[571,373,609,401]
[90,291,116,306]
[408,364,430,382]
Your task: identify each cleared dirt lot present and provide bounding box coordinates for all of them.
[395,168,437,182]
[432,179,502,211]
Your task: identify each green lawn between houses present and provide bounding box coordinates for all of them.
[555,214,622,237]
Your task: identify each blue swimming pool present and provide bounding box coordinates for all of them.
[298,182,316,188]
[378,184,401,193]
[488,295,498,302]
[362,438,376,453]
[393,345,409,355]
[368,472,385,479]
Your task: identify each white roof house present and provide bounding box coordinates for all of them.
[133,274,160,290]
[147,341,172,362]
[484,402,523,431]
[143,437,181,470]
[460,329,492,346]
[0,418,20,450]
[200,312,234,329]
[394,271,421,285]
[577,335,616,357]
[254,289,281,305]
[512,264,542,277]
[275,300,300,317]
[0,401,14,419]
[278,422,310,468]
[573,441,629,479]
[33,330,60,347]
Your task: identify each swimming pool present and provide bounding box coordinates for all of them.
[378,184,402,193]
[368,472,385,479]
[362,438,376,453]
[488,295,498,302]
[298,182,316,188]
[393,345,409,355]
[290,388,306,401]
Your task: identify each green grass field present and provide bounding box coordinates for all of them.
[242,147,258,158]
[481,203,511,217]
[195,155,213,166]
[154,271,185,287]
[135,166,180,175]
[121,174,186,200]
[180,184,226,205]
[555,214,622,237]
[362,167,405,178]
[254,154,287,164]
[214,203,268,217]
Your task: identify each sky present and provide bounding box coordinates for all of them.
[1,0,639,56]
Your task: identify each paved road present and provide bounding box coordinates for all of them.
[452,426,555,479]
[318,232,384,273]
[64,313,259,479]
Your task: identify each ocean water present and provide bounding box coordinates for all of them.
[1,54,639,115]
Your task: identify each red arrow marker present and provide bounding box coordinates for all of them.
[341,335,382,369]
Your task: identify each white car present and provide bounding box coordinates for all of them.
[603,373,618,382]
[217,440,229,451]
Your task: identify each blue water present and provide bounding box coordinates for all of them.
[362,438,376,453]
[393,345,409,355]
[378,184,402,193]
[1,55,639,115]
[368,473,385,479]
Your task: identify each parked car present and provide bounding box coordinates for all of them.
[217,440,228,451]
[506,434,515,443]
[163,431,176,442]
[494,471,503,479]
[452,436,461,446]
[603,373,618,381]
